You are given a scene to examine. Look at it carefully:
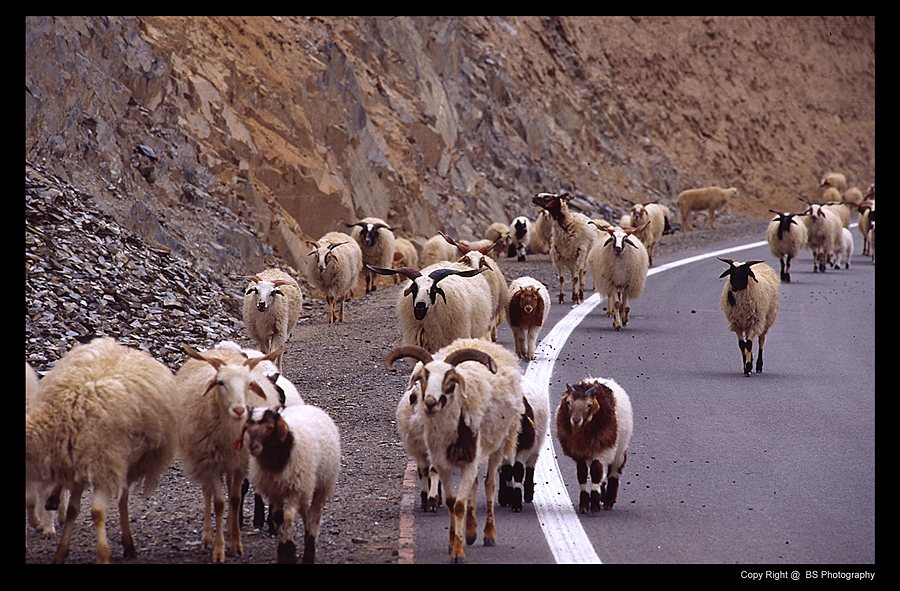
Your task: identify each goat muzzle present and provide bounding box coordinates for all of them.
[414,302,428,320]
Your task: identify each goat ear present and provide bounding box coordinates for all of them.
[305,240,319,249]
[203,379,219,396]
[248,381,267,401]
[456,373,467,401]
[276,417,290,443]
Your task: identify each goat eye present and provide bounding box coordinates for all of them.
[245,287,257,295]
[274,289,284,296]
[216,380,224,387]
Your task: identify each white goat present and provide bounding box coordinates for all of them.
[766,210,808,283]
[304,232,363,324]
[422,233,459,267]
[588,223,650,331]
[802,202,843,273]
[396,374,442,512]
[24,338,177,563]
[346,217,396,294]
[833,227,854,270]
[441,232,509,342]
[532,191,595,304]
[484,222,512,258]
[392,237,420,283]
[24,362,66,540]
[623,200,668,266]
[367,261,493,353]
[718,258,780,376]
[498,378,550,512]
[242,268,303,372]
[175,344,281,562]
[529,209,553,255]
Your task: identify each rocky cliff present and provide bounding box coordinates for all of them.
[25,16,875,274]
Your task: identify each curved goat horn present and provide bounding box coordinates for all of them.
[385,346,434,369]
[444,348,498,374]
[429,267,486,285]
[366,264,422,281]
[439,231,469,254]
[244,348,283,370]
[181,344,224,369]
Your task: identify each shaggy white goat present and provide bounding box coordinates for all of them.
[367,261,493,353]
[532,191,595,304]
[24,338,177,563]
[304,232,363,324]
[766,210,808,283]
[718,258,780,376]
[498,378,550,512]
[175,344,281,562]
[346,217,396,293]
[587,224,650,331]
[242,268,302,371]
[441,232,509,342]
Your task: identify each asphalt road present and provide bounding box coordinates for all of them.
[411,234,875,565]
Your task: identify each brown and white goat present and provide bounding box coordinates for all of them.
[385,340,523,563]
[506,276,550,360]
[556,377,634,513]
[243,404,340,564]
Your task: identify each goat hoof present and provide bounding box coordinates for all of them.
[466,534,477,546]
[277,541,297,564]
[484,538,496,547]
[590,490,602,513]
[579,491,590,514]
[510,489,523,512]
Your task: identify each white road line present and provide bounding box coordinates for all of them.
[527,237,768,564]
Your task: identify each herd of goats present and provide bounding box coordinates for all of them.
[25,173,874,564]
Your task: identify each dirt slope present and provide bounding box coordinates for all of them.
[25,16,874,273]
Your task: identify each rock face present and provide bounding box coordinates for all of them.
[25,16,874,273]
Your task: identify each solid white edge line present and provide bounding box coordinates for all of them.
[527,237,771,564]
